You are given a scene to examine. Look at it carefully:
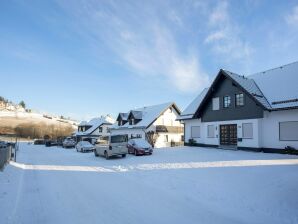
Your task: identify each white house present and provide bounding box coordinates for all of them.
[75,115,115,143]
[110,102,184,148]
[178,62,298,153]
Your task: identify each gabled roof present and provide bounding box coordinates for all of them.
[177,88,209,120]
[116,113,128,121]
[111,102,181,130]
[223,70,271,109]
[76,115,115,136]
[78,121,90,126]
[128,110,143,120]
[180,61,298,120]
[248,61,298,110]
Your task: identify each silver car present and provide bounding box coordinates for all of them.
[62,138,76,148]
[94,135,128,159]
[76,141,95,153]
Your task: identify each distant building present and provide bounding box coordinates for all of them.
[178,62,298,153]
[110,102,184,148]
[75,115,115,144]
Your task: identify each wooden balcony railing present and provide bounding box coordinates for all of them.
[155,125,184,133]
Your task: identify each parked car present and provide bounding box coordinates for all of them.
[33,139,45,145]
[94,135,128,159]
[62,138,76,148]
[127,138,153,156]
[45,140,58,147]
[57,136,67,146]
[0,141,7,148]
[76,141,95,153]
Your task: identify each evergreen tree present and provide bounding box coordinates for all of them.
[19,100,26,108]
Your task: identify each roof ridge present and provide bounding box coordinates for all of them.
[248,61,298,77]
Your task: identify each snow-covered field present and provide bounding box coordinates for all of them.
[1,143,298,224]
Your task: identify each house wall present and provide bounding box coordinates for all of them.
[200,76,264,122]
[110,128,147,140]
[185,108,298,150]
[184,118,262,148]
[91,124,111,136]
[152,107,183,147]
[261,109,298,149]
[154,107,182,126]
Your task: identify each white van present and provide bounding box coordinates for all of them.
[94,134,128,159]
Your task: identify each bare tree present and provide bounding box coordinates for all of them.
[146,131,159,147]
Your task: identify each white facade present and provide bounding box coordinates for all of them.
[111,104,183,148]
[184,109,298,150]
[90,124,111,137]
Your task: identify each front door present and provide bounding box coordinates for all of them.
[220,124,237,146]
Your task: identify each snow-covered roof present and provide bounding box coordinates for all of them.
[78,121,89,126]
[178,88,209,120]
[223,70,271,109]
[117,113,129,121]
[129,110,143,120]
[111,102,180,130]
[248,61,298,110]
[76,115,115,136]
[179,61,298,120]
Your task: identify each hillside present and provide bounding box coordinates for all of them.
[0,97,78,139]
[0,111,77,139]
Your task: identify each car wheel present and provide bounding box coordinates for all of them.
[76,148,78,152]
[134,149,138,156]
[122,154,126,158]
[94,150,99,157]
[104,151,109,160]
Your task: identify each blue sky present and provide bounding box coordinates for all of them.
[1,0,298,120]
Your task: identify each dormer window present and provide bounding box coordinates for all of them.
[130,118,135,125]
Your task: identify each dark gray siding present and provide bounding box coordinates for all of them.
[201,76,264,122]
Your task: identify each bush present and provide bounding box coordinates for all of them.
[14,122,74,139]
[285,146,298,155]
[188,138,197,146]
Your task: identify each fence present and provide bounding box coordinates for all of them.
[0,146,12,171]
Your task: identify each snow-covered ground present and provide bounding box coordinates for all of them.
[1,143,298,224]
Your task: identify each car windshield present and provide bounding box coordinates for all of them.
[132,139,151,148]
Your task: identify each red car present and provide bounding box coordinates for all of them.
[127,139,153,156]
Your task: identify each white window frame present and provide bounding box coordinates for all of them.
[279,121,298,141]
[207,125,215,138]
[242,123,253,139]
[212,97,220,111]
[191,126,200,138]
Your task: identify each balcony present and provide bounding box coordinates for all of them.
[155,125,184,133]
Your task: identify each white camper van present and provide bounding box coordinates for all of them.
[94,134,128,159]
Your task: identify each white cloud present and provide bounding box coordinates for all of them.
[208,1,229,25]
[204,30,226,43]
[168,10,183,26]
[286,5,298,26]
[204,1,253,61]
[56,1,209,93]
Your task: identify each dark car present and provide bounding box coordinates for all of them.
[0,141,7,148]
[33,139,45,145]
[127,138,153,156]
[45,140,58,147]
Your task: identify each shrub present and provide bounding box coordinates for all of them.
[188,138,197,146]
